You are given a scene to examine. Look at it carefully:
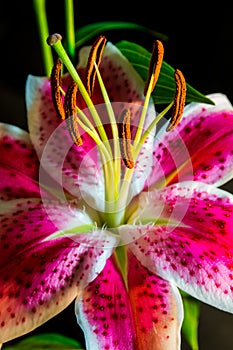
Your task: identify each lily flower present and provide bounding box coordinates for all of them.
[1,33,233,350]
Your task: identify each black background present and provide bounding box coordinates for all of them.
[1,1,233,349]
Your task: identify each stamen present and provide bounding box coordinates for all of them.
[119,109,134,169]
[86,35,107,96]
[50,58,66,120]
[134,39,164,146]
[166,69,186,131]
[64,81,82,146]
[144,39,164,96]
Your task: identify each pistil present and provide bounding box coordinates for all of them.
[47,33,187,229]
[47,34,116,209]
[47,33,112,157]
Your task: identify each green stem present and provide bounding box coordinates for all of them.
[64,0,76,61]
[33,0,53,76]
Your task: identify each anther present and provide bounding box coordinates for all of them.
[50,58,66,120]
[64,81,82,146]
[166,69,186,132]
[119,109,134,169]
[86,35,107,96]
[144,40,164,96]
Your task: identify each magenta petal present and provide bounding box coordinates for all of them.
[0,198,116,342]
[0,123,42,200]
[127,251,183,350]
[127,182,233,313]
[75,255,136,350]
[149,93,233,188]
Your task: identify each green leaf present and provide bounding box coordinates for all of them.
[116,41,214,105]
[75,21,168,48]
[182,294,201,350]
[3,333,83,350]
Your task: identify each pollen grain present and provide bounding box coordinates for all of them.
[64,81,82,146]
[166,69,186,132]
[50,58,66,120]
[86,35,107,96]
[144,39,164,96]
[119,109,134,169]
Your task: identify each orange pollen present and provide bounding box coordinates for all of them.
[64,81,82,146]
[50,58,66,120]
[86,35,107,96]
[119,109,134,169]
[144,39,164,96]
[166,69,186,132]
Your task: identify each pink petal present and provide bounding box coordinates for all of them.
[26,75,103,203]
[75,255,136,350]
[127,251,183,350]
[0,198,117,342]
[0,123,41,200]
[125,182,233,313]
[149,93,233,188]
